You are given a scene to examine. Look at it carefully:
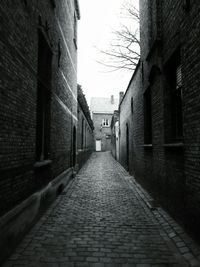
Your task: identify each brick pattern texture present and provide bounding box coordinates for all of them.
[119,0,200,237]
[0,0,79,216]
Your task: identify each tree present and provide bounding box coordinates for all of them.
[97,2,140,72]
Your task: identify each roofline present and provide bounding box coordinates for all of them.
[119,59,141,108]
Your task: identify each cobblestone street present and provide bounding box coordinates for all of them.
[3,152,200,267]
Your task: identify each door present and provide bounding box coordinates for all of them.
[96,140,101,151]
[72,126,76,166]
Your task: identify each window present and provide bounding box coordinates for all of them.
[144,87,152,144]
[165,50,183,142]
[171,64,183,140]
[102,119,109,127]
[36,30,52,161]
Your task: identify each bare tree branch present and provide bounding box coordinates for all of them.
[97,2,140,72]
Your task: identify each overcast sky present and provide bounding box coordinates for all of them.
[77,0,139,105]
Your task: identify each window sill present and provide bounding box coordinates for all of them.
[34,160,52,169]
[143,144,153,148]
[163,142,184,148]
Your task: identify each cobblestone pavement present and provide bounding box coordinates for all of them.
[3,152,200,267]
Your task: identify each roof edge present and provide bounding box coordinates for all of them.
[119,59,141,107]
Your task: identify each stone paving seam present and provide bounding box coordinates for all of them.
[133,183,200,266]
[117,164,200,267]
[3,152,200,267]
[108,156,190,266]
[93,154,200,266]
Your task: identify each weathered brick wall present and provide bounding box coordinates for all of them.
[180,1,200,228]
[119,0,200,236]
[119,63,143,174]
[77,92,94,169]
[0,0,79,216]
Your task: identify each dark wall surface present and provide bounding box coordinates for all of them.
[120,0,200,239]
[0,0,80,262]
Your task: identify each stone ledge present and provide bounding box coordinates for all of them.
[34,160,52,168]
[142,144,153,148]
[0,167,73,265]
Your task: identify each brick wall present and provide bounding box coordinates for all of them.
[77,86,94,169]
[119,63,143,174]
[180,0,200,230]
[0,0,79,215]
[119,0,200,238]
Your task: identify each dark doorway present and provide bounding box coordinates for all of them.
[126,124,129,171]
[81,119,84,149]
[72,126,77,167]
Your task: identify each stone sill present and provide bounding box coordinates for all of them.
[143,144,153,148]
[34,160,52,169]
[163,143,184,148]
[78,149,90,153]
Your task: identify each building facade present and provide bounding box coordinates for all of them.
[0,0,80,263]
[77,85,94,169]
[111,110,120,161]
[119,63,142,173]
[119,0,200,238]
[90,96,119,152]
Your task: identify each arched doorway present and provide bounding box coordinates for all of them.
[72,126,76,167]
[126,124,129,171]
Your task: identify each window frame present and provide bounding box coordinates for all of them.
[164,49,183,143]
[102,118,109,127]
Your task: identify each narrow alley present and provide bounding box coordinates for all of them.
[3,152,200,267]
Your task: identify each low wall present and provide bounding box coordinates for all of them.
[0,167,73,265]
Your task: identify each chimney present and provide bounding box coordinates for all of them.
[119,91,124,105]
[111,95,114,104]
